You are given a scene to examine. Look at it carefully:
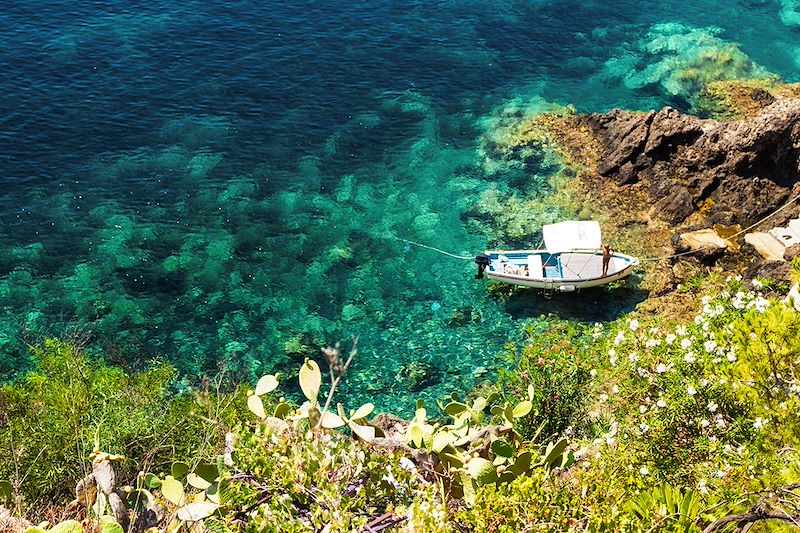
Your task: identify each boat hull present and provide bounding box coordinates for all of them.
[483,249,639,291]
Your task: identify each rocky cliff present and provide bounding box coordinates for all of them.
[582,98,800,227]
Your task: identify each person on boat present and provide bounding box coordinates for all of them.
[601,244,613,277]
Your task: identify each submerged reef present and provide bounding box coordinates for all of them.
[694,79,800,120]
[600,23,778,105]
[0,93,536,412]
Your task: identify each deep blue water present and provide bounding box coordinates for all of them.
[1,0,798,411]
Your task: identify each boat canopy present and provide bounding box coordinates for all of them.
[542,220,602,253]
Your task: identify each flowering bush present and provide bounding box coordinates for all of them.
[581,278,796,497]
[499,320,592,441]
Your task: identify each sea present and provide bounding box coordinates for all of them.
[1,0,798,411]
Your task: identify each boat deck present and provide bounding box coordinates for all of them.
[489,251,627,281]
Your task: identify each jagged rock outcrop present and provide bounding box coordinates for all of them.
[582,99,800,226]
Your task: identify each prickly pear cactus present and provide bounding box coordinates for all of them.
[404,388,574,505]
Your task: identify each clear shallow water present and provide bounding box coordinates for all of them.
[1,0,798,411]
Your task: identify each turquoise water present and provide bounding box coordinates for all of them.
[1,0,798,410]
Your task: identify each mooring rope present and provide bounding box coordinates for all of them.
[393,192,800,268]
[392,236,474,260]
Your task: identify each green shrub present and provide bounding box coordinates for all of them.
[499,320,591,441]
[0,338,241,512]
[226,424,421,532]
[453,471,582,532]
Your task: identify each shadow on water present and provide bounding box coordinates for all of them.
[502,277,649,323]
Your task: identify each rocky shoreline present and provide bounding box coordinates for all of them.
[583,98,800,229]
[525,85,800,298]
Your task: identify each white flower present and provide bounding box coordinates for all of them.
[610,355,618,366]
[676,325,687,336]
[629,319,639,332]
[614,331,625,346]
[599,394,609,403]
[656,363,667,374]
[716,469,726,478]
[704,340,717,353]
[645,339,660,348]
[629,352,639,362]
[687,385,697,396]
[700,419,711,428]
[754,417,767,430]
[590,369,597,378]
[698,478,708,494]
[726,351,737,362]
[639,422,650,433]
[637,367,648,378]
[657,399,667,408]
[681,338,692,349]
[639,466,650,475]
[708,402,718,413]
[639,405,648,414]
[752,279,763,288]
[715,417,726,428]
[612,385,620,394]
[685,352,696,364]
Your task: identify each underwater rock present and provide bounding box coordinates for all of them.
[399,360,442,392]
[446,306,479,327]
[694,79,778,120]
[600,23,777,103]
[583,98,800,227]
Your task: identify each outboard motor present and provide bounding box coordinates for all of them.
[474,253,490,279]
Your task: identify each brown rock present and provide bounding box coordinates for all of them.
[582,98,800,227]
[370,413,406,438]
[784,243,800,260]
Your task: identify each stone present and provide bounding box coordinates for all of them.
[784,243,800,260]
[371,413,406,438]
[746,233,788,261]
[582,98,800,227]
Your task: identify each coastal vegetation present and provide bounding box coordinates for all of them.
[2,267,800,531]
